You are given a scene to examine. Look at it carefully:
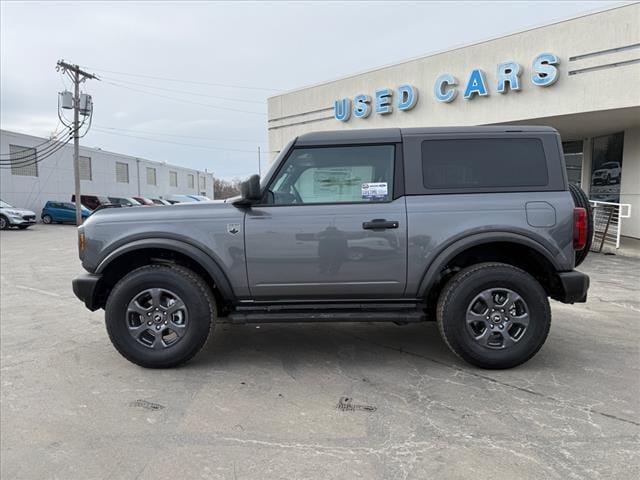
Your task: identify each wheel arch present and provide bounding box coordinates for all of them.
[418,232,565,306]
[94,238,236,310]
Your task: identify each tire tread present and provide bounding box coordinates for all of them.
[105,263,215,368]
[436,262,551,369]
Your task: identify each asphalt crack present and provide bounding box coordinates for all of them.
[342,331,640,427]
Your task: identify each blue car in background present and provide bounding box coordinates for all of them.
[41,201,91,224]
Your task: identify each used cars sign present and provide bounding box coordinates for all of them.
[334,53,559,121]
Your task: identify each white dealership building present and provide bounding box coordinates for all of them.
[0,129,215,216]
[267,4,640,240]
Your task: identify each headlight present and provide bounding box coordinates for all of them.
[6,210,20,216]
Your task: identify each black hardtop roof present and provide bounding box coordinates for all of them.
[295,126,558,146]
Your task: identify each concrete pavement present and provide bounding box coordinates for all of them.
[1,225,638,479]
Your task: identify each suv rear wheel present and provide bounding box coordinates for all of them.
[105,264,215,368]
[437,262,551,369]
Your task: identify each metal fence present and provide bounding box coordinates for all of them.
[589,200,632,251]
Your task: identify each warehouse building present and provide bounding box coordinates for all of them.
[267,4,640,240]
[0,129,214,216]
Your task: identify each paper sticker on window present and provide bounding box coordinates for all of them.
[362,182,388,200]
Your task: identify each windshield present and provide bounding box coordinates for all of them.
[260,139,295,188]
[0,200,13,208]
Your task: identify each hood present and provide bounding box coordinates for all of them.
[83,199,235,226]
[1,207,36,216]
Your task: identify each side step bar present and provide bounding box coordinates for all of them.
[228,302,426,324]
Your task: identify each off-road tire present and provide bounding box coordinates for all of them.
[437,262,551,369]
[105,264,215,368]
[568,184,593,267]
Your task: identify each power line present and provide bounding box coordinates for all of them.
[101,80,267,116]
[0,135,73,169]
[0,130,73,164]
[0,127,66,157]
[98,75,267,105]
[93,125,267,144]
[91,127,276,153]
[81,66,281,92]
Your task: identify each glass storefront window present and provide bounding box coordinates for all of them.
[563,141,583,187]
[590,132,624,202]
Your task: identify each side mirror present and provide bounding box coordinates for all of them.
[234,174,261,206]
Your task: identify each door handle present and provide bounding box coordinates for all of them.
[362,219,399,230]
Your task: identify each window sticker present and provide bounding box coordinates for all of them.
[361,182,388,200]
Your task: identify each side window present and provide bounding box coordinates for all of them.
[267,145,395,205]
[421,138,548,190]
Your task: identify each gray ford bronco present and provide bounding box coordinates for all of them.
[73,126,591,369]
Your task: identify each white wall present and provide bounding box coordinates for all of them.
[620,127,640,239]
[0,130,214,216]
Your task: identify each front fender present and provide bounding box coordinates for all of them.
[95,237,236,302]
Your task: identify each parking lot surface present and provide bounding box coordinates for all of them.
[1,225,639,479]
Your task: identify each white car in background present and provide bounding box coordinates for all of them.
[592,162,621,185]
[0,199,37,230]
[165,195,200,204]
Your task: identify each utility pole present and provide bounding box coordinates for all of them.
[257,146,261,176]
[56,60,98,226]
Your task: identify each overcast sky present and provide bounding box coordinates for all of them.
[0,1,627,180]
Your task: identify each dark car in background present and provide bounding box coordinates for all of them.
[107,197,142,207]
[42,201,91,224]
[71,194,110,211]
[150,198,171,205]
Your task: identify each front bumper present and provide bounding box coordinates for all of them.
[554,270,590,304]
[72,273,102,311]
[8,215,36,225]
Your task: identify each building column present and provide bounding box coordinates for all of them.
[581,137,592,195]
[620,127,640,239]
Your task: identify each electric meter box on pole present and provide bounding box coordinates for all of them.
[79,94,93,116]
[59,91,73,110]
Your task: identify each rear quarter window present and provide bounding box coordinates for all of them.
[421,138,548,190]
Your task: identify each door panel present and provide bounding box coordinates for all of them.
[62,206,74,221]
[51,206,63,221]
[245,199,407,299]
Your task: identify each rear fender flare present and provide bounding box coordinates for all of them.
[417,231,562,298]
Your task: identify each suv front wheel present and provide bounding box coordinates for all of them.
[437,262,551,369]
[105,264,215,368]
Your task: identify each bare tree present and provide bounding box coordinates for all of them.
[213,178,242,199]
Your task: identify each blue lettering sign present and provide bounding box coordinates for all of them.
[353,94,372,118]
[375,88,393,114]
[434,74,458,103]
[496,61,521,93]
[397,85,418,111]
[334,98,351,121]
[463,69,488,99]
[532,53,559,87]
